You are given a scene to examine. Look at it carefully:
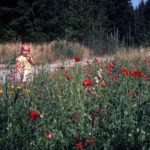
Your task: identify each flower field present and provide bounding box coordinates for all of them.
[0,57,150,150]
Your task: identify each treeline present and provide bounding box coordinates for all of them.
[0,0,150,47]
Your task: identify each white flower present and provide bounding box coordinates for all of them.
[40,114,44,118]
[97,69,103,79]
[95,76,100,83]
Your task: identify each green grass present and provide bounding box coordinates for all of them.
[0,58,150,150]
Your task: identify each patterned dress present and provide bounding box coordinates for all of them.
[16,55,33,82]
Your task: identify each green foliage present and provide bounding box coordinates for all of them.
[0,26,17,43]
[54,39,82,59]
[0,0,150,47]
[144,0,150,46]
[85,29,121,55]
[0,59,150,149]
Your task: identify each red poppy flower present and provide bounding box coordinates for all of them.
[95,109,101,113]
[72,117,78,124]
[101,83,107,88]
[136,71,143,77]
[92,112,97,116]
[87,139,96,146]
[75,140,85,149]
[28,111,40,119]
[92,109,101,116]
[82,80,93,86]
[108,61,115,68]
[87,87,95,94]
[130,71,143,77]
[64,70,68,75]
[108,67,113,73]
[66,75,73,80]
[121,69,129,75]
[74,56,81,62]
[143,75,148,80]
[92,120,97,124]
[130,71,135,77]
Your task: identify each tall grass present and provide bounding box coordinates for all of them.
[0,40,91,65]
[0,40,150,66]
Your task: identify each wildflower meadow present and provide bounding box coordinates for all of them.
[0,56,150,150]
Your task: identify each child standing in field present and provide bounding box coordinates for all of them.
[15,43,35,83]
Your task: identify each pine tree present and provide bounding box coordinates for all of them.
[134,0,146,45]
[0,1,17,42]
[104,0,134,45]
[61,0,95,41]
[144,0,150,45]
[9,0,51,42]
[0,0,148,47]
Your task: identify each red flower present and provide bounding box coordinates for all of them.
[47,133,53,139]
[92,112,97,116]
[72,117,78,124]
[95,109,101,113]
[64,70,68,75]
[143,75,148,80]
[101,83,107,88]
[121,68,129,75]
[114,76,119,81]
[107,67,113,73]
[130,71,135,77]
[130,71,143,77]
[92,120,97,124]
[66,75,73,80]
[87,87,95,94]
[92,109,101,116]
[82,80,93,86]
[108,61,115,68]
[74,56,81,62]
[87,139,96,146]
[75,140,85,149]
[28,111,40,120]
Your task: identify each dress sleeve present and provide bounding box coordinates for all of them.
[15,56,24,73]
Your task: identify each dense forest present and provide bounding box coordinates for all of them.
[0,0,150,47]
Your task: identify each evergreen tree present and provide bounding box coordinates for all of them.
[104,0,134,45]
[61,0,95,41]
[134,0,146,45]
[144,0,150,45]
[0,0,149,47]
[0,1,17,42]
[10,0,51,42]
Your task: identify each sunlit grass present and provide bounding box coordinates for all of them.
[0,40,91,65]
[1,41,150,66]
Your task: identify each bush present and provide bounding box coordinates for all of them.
[54,39,83,60]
